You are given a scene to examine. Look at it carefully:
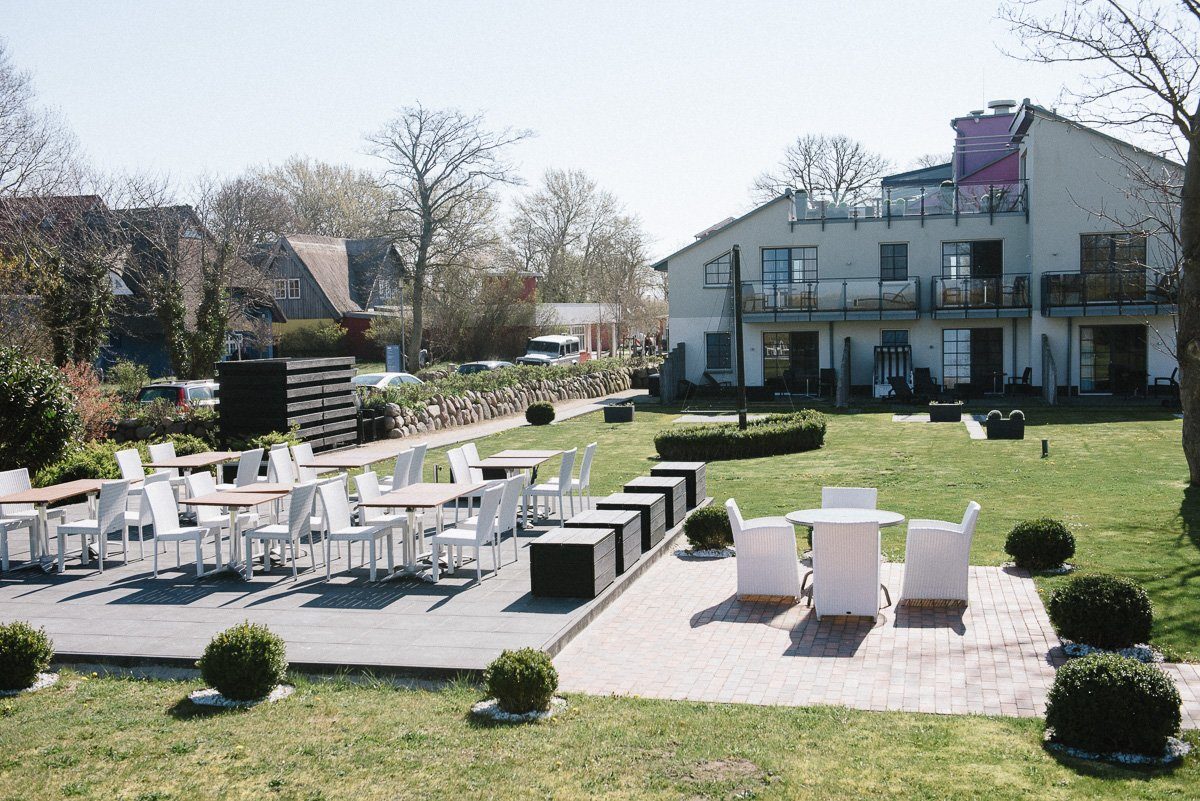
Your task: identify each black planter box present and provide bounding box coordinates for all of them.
[985,416,1025,440]
[604,405,635,423]
[597,492,666,551]
[928,402,963,423]
[650,462,706,509]
[623,475,686,531]
[565,509,642,574]
[529,527,615,598]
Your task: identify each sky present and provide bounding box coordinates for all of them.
[1,0,1096,258]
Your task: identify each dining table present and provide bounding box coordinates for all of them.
[0,479,109,570]
[785,508,906,528]
[179,483,292,575]
[469,450,561,525]
[146,451,241,476]
[296,448,392,471]
[357,481,487,578]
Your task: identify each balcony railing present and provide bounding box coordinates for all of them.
[741,277,920,319]
[792,180,1027,224]
[931,273,1032,316]
[1041,270,1176,314]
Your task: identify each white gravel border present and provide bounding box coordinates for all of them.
[675,548,735,560]
[1002,561,1074,575]
[0,672,59,697]
[471,696,567,722]
[1061,641,1164,663]
[1045,732,1191,765]
[188,684,294,708]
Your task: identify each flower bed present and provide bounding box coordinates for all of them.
[654,411,826,461]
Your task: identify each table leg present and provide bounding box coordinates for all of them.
[405,507,417,572]
[37,503,51,569]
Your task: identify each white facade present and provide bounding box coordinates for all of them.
[657,103,1179,397]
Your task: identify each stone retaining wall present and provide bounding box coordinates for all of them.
[111,417,218,444]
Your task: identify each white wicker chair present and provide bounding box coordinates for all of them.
[217,448,265,490]
[821,486,877,509]
[725,499,801,600]
[525,448,577,522]
[378,448,414,493]
[811,517,883,619]
[407,443,427,485]
[56,480,130,573]
[144,480,221,578]
[146,441,188,493]
[546,441,597,511]
[431,483,505,583]
[900,501,981,606]
[0,467,66,570]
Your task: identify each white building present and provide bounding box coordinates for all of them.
[654,100,1179,399]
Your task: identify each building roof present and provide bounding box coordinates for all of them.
[281,234,362,315]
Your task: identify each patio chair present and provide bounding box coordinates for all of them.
[146,441,188,493]
[458,474,527,564]
[407,443,428,485]
[725,499,801,600]
[430,483,505,583]
[1005,367,1033,396]
[1154,367,1179,397]
[115,448,147,496]
[242,482,319,580]
[267,446,298,484]
[811,518,886,619]
[378,448,414,493]
[545,441,596,511]
[447,446,491,521]
[821,487,878,509]
[186,471,262,547]
[461,442,486,482]
[217,448,265,490]
[318,479,391,582]
[0,467,66,571]
[56,480,130,573]
[143,479,221,578]
[124,472,172,560]
[913,368,940,399]
[293,442,347,486]
[354,470,410,558]
[885,375,917,404]
[818,368,837,399]
[900,501,980,606]
[525,447,578,523]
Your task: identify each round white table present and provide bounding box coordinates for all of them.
[785,508,906,528]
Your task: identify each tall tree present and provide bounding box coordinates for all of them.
[0,40,78,196]
[367,105,530,370]
[1002,0,1200,483]
[255,156,393,238]
[752,133,889,205]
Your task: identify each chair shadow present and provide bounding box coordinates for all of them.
[892,604,967,635]
[783,613,874,658]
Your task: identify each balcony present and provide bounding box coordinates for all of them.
[930,274,1032,318]
[1040,270,1176,317]
[741,278,920,321]
[792,180,1027,227]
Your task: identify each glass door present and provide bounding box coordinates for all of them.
[942,328,1004,392]
[1080,325,1147,393]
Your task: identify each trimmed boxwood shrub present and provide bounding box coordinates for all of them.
[197,622,288,701]
[1048,574,1153,650]
[525,402,555,426]
[1045,652,1180,756]
[484,648,558,714]
[684,504,733,550]
[1005,518,1075,570]
[0,621,54,692]
[0,347,80,471]
[654,411,826,461]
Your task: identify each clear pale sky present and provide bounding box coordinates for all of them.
[2,0,1091,257]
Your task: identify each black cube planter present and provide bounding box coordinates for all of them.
[985,411,1026,440]
[928,402,963,423]
[604,404,635,423]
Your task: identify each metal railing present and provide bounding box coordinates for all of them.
[792,180,1028,224]
[931,273,1032,314]
[1040,269,1175,312]
[741,277,920,318]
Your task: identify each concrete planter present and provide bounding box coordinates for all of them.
[604,404,635,423]
[928,402,963,423]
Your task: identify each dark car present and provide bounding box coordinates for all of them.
[457,361,515,375]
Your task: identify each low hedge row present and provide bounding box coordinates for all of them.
[33,435,212,487]
[654,411,826,461]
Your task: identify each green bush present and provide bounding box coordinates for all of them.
[0,621,54,692]
[1004,518,1075,570]
[654,411,826,461]
[525,402,555,426]
[197,622,288,701]
[1045,652,1180,756]
[108,359,150,403]
[33,436,212,487]
[277,323,347,358]
[684,504,733,550]
[484,648,558,714]
[0,347,80,471]
[1048,574,1153,650]
[225,428,302,452]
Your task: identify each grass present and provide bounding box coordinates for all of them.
[0,672,1194,800]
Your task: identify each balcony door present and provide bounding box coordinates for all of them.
[1080,325,1147,393]
[764,331,820,386]
[941,240,1003,308]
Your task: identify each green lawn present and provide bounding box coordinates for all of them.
[0,673,1194,801]
[388,401,1199,660]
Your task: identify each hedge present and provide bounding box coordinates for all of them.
[654,411,826,461]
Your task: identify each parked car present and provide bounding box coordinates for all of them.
[135,380,219,409]
[457,360,515,375]
[351,372,425,390]
[515,335,581,366]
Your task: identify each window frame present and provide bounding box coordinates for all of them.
[880,243,909,281]
[761,246,818,284]
[287,278,301,299]
[1080,232,1147,274]
[273,279,288,300]
[705,331,733,371]
[704,252,732,287]
[881,329,909,347]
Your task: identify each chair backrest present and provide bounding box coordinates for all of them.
[134,472,171,524]
[185,471,222,525]
[407,443,427,485]
[317,480,353,532]
[268,447,296,484]
[292,443,317,483]
[147,441,178,478]
[390,449,414,490]
[960,501,981,538]
[577,442,597,485]
[287,482,319,537]
[0,467,33,515]
[96,480,131,534]
[556,448,577,487]
[462,442,484,482]
[913,367,934,391]
[470,484,505,543]
[354,471,384,522]
[144,479,182,534]
[497,474,526,532]
[888,375,914,400]
[821,486,877,510]
[447,447,471,483]
[811,518,882,603]
[725,498,746,539]
[1021,367,1033,383]
[234,448,264,487]
[115,448,146,482]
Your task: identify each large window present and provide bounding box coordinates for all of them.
[880,243,909,280]
[704,252,731,286]
[942,328,1003,390]
[942,240,1002,279]
[705,332,732,370]
[287,278,300,299]
[1081,233,1147,273]
[881,329,909,347]
[762,247,817,284]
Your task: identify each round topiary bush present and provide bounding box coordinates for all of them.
[0,347,80,471]
[1045,652,1181,757]
[1048,574,1153,650]
[484,648,558,714]
[525,402,555,426]
[197,622,288,701]
[0,621,54,692]
[654,410,826,461]
[1005,518,1075,570]
[684,504,733,551]
[986,409,1003,420]
[1009,409,1025,420]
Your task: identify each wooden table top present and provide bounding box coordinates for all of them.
[469,457,549,469]
[181,490,289,508]
[229,483,293,494]
[358,482,488,509]
[146,451,241,469]
[297,450,390,469]
[491,449,562,459]
[0,479,107,506]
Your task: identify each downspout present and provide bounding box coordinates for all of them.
[1066,317,1073,397]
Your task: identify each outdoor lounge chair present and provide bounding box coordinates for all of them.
[1154,367,1179,397]
[1005,367,1033,396]
[913,368,940,399]
[725,499,801,600]
[886,375,917,404]
[900,501,980,606]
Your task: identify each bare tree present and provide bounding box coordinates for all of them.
[911,152,953,169]
[255,156,394,238]
[0,40,78,196]
[1001,0,1200,482]
[752,133,889,205]
[367,105,530,370]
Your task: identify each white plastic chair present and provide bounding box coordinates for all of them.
[267,446,297,484]
[459,474,526,565]
[821,486,878,509]
[378,448,414,493]
[320,479,391,581]
[431,483,504,583]
[547,441,596,511]
[0,467,66,570]
[217,448,264,490]
[56,480,130,573]
[811,518,885,619]
[726,499,801,600]
[147,441,188,493]
[243,482,319,579]
[900,501,981,605]
[525,448,577,522]
[144,480,221,578]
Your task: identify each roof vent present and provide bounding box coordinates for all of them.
[988,99,1017,115]
[969,109,985,119]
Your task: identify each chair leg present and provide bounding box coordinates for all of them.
[57,531,65,574]
[98,532,106,573]
[194,538,204,577]
[431,542,441,582]
[475,545,482,583]
[291,537,298,579]
[386,533,394,575]
[368,539,377,582]
[153,540,159,578]
[214,532,222,573]
[121,524,129,564]
[0,531,8,572]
